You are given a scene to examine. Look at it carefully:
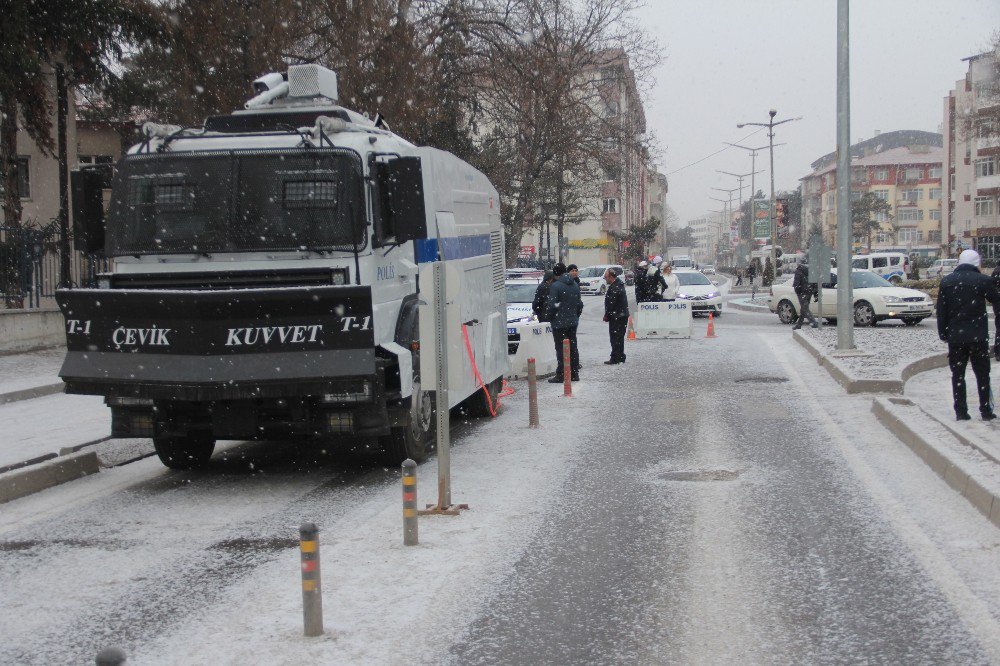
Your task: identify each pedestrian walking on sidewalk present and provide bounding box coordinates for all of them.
[791,257,819,329]
[546,262,583,383]
[936,249,1000,421]
[747,259,761,299]
[532,271,556,322]
[602,268,629,365]
[735,269,744,287]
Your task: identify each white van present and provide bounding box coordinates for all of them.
[851,252,909,284]
[922,258,958,279]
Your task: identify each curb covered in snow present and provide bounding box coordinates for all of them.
[871,397,1000,528]
[0,438,156,503]
[0,382,65,405]
[727,298,770,313]
[0,451,100,504]
[792,329,948,394]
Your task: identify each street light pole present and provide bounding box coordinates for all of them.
[725,143,785,229]
[835,0,855,350]
[736,114,801,280]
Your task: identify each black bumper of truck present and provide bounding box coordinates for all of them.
[56,285,399,438]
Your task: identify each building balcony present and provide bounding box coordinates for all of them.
[895,199,918,207]
[977,135,1000,155]
[976,172,1000,196]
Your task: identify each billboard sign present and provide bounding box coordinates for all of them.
[752,200,771,239]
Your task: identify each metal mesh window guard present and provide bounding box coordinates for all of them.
[106,149,365,256]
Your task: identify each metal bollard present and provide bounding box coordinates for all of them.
[527,357,540,428]
[562,338,572,397]
[299,522,324,637]
[402,458,418,545]
[95,647,127,665]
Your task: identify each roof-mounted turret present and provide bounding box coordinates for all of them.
[244,64,340,109]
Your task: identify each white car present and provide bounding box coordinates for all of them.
[674,269,723,316]
[768,269,934,326]
[701,264,716,274]
[578,264,624,295]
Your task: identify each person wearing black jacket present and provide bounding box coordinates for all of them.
[602,268,629,364]
[644,262,667,301]
[937,249,1000,420]
[634,260,649,302]
[532,271,556,322]
[791,258,819,329]
[546,263,583,382]
[993,264,1000,361]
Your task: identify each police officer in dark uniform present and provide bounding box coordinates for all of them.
[546,263,583,382]
[602,268,629,364]
[532,271,556,322]
[937,249,1000,420]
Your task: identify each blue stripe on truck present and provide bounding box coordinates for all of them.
[414,234,491,263]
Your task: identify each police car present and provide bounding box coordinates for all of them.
[673,269,723,316]
[505,278,542,354]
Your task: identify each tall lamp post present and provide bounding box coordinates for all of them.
[737,112,801,277]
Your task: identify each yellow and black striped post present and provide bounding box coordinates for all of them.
[402,458,419,545]
[299,522,323,636]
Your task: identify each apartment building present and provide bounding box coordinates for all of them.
[687,212,726,262]
[943,51,1000,260]
[799,130,943,255]
[521,49,657,267]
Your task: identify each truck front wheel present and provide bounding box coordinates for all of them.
[379,359,433,465]
[153,432,216,470]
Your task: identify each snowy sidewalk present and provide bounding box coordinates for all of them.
[0,346,66,403]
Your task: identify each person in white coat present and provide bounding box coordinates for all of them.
[662,264,680,301]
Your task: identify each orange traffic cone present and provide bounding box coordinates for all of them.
[627,316,637,341]
[706,313,718,338]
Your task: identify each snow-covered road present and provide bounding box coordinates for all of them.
[1,303,998,664]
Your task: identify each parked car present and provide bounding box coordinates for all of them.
[768,269,934,326]
[505,267,544,280]
[701,264,716,274]
[850,252,909,284]
[921,258,958,279]
[674,269,722,316]
[578,264,625,295]
[505,278,542,355]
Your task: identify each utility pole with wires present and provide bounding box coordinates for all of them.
[736,112,802,274]
[725,143,785,238]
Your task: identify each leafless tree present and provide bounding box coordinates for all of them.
[467,0,660,263]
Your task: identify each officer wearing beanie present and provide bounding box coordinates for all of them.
[937,249,1000,420]
[546,262,583,382]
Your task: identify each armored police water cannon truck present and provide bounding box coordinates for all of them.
[61,64,507,469]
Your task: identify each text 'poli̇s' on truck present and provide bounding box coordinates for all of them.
[61,65,507,470]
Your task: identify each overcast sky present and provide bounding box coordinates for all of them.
[633,0,1000,227]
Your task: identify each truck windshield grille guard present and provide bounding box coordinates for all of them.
[105,148,366,257]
